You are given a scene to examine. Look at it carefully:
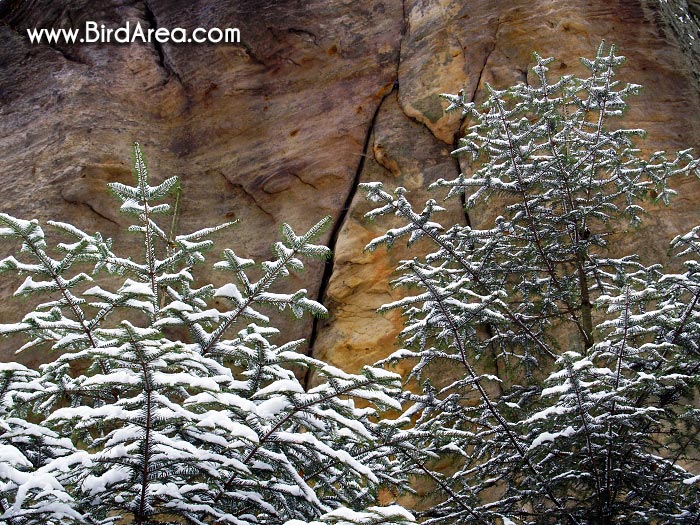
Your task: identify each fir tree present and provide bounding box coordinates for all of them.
[363,43,700,523]
[0,363,80,524]
[0,143,414,525]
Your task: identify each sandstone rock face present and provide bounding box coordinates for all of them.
[1,0,700,387]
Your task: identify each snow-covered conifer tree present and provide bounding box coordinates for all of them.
[0,363,80,524]
[0,143,414,525]
[363,43,700,523]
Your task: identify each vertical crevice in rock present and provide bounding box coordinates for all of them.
[453,30,496,228]
[303,1,407,388]
[303,86,396,388]
[470,36,496,103]
[399,0,407,80]
[143,0,184,86]
[453,33,505,391]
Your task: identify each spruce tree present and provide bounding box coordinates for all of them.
[363,43,700,523]
[0,143,414,525]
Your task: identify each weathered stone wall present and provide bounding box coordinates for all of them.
[1,0,700,378]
